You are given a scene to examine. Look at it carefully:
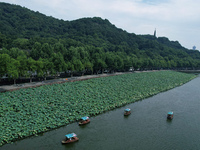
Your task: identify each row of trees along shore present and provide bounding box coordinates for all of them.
[1,3,200,84]
[1,41,200,85]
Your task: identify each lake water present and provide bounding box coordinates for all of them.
[1,75,200,150]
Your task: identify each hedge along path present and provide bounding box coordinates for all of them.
[0,71,197,146]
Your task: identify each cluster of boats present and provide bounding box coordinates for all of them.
[62,109,173,144]
[61,116,91,144]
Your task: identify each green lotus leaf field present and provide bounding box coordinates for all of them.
[0,71,197,146]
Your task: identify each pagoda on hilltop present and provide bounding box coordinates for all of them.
[154,28,156,37]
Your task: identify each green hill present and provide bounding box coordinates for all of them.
[0,2,200,83]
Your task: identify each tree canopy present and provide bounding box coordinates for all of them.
[0,2,200,84]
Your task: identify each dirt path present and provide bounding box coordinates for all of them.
[0,70,159,93]
[0,72,128,93]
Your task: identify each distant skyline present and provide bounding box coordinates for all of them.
[1,0,200,50]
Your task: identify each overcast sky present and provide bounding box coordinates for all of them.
[1,0,200,50]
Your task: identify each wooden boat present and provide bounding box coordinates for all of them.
[79,116,90,125]
[167,112,173,120]
[61,133,79,144]
[124,108,131,116]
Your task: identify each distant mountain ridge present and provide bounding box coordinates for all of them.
[0,2,185,49]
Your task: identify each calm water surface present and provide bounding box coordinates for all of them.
[2,76,200,150]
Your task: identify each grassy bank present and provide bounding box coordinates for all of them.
[0,71,197,146]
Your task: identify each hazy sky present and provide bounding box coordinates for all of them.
[1,0,200,50]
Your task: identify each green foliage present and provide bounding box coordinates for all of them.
[35,58,44,78]
[7,58,20,84]
[16,55,28,77]
[27,58,37,82]
[12,38,29,49]
[50,52,67,76]
[0,54,11,77]
[1,2,200,82]
[0,71,196,146]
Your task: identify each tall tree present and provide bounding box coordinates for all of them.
[30,42,42,60]
[0,54,10,78]
[35,58,44,79]
[114,55,123,71]
[7,58,20,84]
[51,52,67,78]
[17,55,28,78]
[71,57,84,76]
[41,43,53,59]
[105,52,115,73]
[27,58,36,82]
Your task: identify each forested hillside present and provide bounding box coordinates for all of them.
[0,2,200,84]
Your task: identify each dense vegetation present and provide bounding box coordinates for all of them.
[0,2,200,84]
[0,71,196,146]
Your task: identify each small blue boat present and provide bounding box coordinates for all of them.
[79,116,90,125]
[62,133,79,144]
[167,112,174,120]
[124,108,131,116]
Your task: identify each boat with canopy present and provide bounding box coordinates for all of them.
[167,112,174,120]
[61,133,79,144]
[79,116,90,125]
[124,108,131,116]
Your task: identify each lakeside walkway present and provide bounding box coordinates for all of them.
[0,72,128,93]
[0,70,160,93]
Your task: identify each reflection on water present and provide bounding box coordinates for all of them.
[2,77,200,150]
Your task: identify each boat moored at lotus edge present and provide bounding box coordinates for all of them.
[79,116,90,125]
[124,108,131,116]
[167,112,174,120]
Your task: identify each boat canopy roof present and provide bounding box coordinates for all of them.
[168,112,173,115]
[80,116,89,120]
[125,108,131,112]
[65,133,77,138]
